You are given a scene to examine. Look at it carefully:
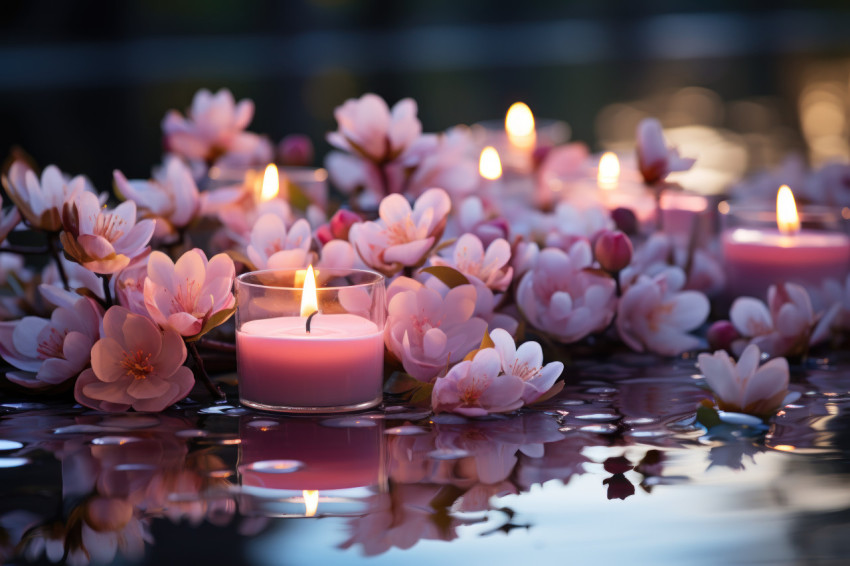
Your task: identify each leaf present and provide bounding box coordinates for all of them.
[409,382,435,406]
[432,238,456,254]
[463,329,495,362]
[286,180,312,212]
[383,372,420,395]
[419,266,469,289]
[582,267,612,279]
[225,250,255,271]
[696,405,721,430]
[528,380,565,405]
[186,307,236,343]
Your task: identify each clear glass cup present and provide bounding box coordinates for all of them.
[235,268,386,413]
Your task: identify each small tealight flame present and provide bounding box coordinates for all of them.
[505,102,536,149]
[260,163,280,202]
[300,265,318,318]
[303,490,319,517]
[776,185,801,234]
[597,152,620,190]
[479,146,503,180]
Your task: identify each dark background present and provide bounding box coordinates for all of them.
[3,0,850,190]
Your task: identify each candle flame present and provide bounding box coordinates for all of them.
[300,265,318,318]
[303,490,319,517]
[259,163,279,202]
[776,185,800,234]
[505,102,536,149]
[597,152,620,190]
[479,146,502,180]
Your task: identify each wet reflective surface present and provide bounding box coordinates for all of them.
[2,355,849,565]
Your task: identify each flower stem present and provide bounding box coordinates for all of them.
[100,274,113,308]
[47,235,70,291]
[188,340,226,400]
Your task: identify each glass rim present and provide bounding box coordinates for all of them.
[235,267,384,291]
[717,199,841,223]
[208,164,328,183]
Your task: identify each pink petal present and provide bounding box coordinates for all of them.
[146,251,178,290]
[383,238,434,266]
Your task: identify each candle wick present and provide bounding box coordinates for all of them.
[305,310,319,333]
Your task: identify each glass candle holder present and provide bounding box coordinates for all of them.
[207,165,329,209]
[235,268,386,413]
[237,415,386,518]
[719,200,850,301]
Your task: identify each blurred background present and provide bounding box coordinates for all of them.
[3,0,850,193]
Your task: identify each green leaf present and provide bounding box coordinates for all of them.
[383,372,420,395]
[419,266,469,289]
[463,329,495,362]
[225,250,255,271]
[286,180,312,212]
[409,382,435,406]
[696,405,721,430]
[185,307,236,343]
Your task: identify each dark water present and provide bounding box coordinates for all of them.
[1,354,849,566]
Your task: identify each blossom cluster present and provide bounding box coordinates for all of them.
[1,88,848,420]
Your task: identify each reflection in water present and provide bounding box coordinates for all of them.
[0,356,846,564]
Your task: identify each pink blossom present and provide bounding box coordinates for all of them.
[60,192,155,274]
[403,128,479,201]
[74,306,194,412]
[0,197,20,245]
[0,292,102,389]
[616,267,709,356]
[350,188,451,276]
[327,93,421,163]
[729,283,835,358]
[162,88,271,166]
[317,239,357,270]
[431,347,525,416]
[543,202,614,251]
[385,276,487,382]
[245,214,312,270]
[452,196,510,247]
[430,233,513,292]
[114,252,150,316]
[2,161,86,231]
[594,229,633,273]
[619,233,724,296]
[635,118,696,184]
[316,209,361,245]
[490,328,563,403]
[113,156,200,242]
[698,344,791,417]
[277,134,314,167]
[143,249,236,338]
[535,142,592,207]
[517,242,617,343]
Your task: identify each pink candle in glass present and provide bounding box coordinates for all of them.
[721,186,850,300]
[236,314,383,409]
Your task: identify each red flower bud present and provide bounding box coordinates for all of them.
[706,320,740,352]
[278,134,314,167]
[330,209,362,241]
[594,230,633,273]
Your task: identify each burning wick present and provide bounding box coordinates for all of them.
[305,310,318,334]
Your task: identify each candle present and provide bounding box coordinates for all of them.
[721,186,850,300]
[207,162,329,209]
[659,189,710,243]
[235,267,386,413]
[238,415,384,517]
[594,152,656,226]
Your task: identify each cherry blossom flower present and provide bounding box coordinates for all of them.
[619,233,724,296]
[143,249,236,338]
[536,142,591,207]
[350,188,451,276]
[2,161,86,231]
[430,233,513,292]
[403,128,479,201]
[635,117,695,185]
[316,239,358,270]
[616,267,709,356]
[162,88,271,166]
[0,197,20,245]
[451,196,510,247]
[431,347,525,416]
[728,283,835,358]
[114,252,150,316]
[698,344,791,417]
[0,292,102,389]
[113,156,200,242]
[327,93,421,163]
[385,276,487,382]
[60,192,155,274]
[543,202,614,251]
[516,241,617,343]
[245,214,312,270]
[316,209,361,245]
[490,328,563,403]
[74,306,194,412]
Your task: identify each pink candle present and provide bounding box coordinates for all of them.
[237,314,384,411]
[659,191,709,242]
[722,228,850,300]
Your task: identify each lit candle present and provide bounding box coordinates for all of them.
[595,152,656,225]
[722,185,850,300]
[235,267,386,412]
[503,102,537,173]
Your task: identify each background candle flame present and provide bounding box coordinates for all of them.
[303,490,319,517]
[259,163,280,202]
[300,265,318,317]
[597,152,620,190]
[479,146,502,180]
[776,185,801,234]
[505,102,536,149]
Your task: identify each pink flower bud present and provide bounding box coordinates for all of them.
[278,134,314,167]
[330,209,362,241]
[315,224,334,245]
[706,320,740,352]
[594,230,633,273]
[610,207,638,235]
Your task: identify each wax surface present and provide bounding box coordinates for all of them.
[722,228,850,300]
[237,314,384,409]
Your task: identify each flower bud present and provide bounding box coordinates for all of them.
[594,230,633,273]
[278,134,314,167]
[706,320,740,352]
[330,209,362,241]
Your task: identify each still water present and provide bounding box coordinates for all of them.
[1,355,848,566]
